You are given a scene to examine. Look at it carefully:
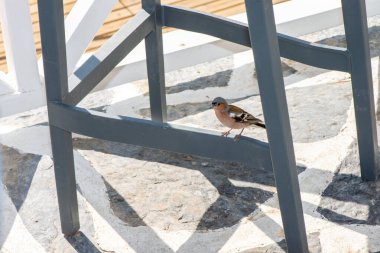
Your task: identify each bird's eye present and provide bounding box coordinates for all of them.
[217,103,220,106]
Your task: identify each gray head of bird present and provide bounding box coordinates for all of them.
[211,97,228,111]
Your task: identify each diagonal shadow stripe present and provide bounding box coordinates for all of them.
[317,143,380,225]
[65,231,103,253]
[1,144,41,211]
[0,144,41,248]
[103,179,146,227]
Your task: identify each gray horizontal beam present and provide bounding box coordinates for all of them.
[278,34,350,72]
[48,102,272,170]
[161,5,350,72]
[162,5,250,47]
[64,10,155,106]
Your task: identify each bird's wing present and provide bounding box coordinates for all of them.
[229,105,265,127]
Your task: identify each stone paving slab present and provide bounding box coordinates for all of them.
[2,15,380,253]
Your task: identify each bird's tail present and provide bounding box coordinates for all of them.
[255,122,266,129]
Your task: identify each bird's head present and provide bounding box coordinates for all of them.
[211,97,228,111]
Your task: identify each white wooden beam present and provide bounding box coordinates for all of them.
[0,72,14,95]
[65,0,118,75]
[0,0,40,93]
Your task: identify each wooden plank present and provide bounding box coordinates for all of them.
[48,102,272,170]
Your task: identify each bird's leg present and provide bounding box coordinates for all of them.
[234,128,245,141]
[222,128,232,137]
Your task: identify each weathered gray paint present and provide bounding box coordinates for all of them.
[48,102,272,169]
[277,34,350,72]
[245,0,308,252]
[342,0,379,181]
[143,0,168,122]
[38,0,79,235]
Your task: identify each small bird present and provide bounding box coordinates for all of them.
[211,97,265,141]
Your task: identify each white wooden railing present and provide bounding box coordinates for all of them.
[0,0,379,118]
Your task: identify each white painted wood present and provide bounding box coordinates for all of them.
[93,38,247,92]
[0,0,40,92]
[65,0,118,75]
[0,72,14,95]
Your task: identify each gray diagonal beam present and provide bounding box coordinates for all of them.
[64,10,155,106]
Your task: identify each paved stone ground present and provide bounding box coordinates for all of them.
[3,16,380,253]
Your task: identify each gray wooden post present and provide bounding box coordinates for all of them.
[142,0,167,122]
[342,0,379,181]
[38,0,80,235]
[244,0,308,252]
